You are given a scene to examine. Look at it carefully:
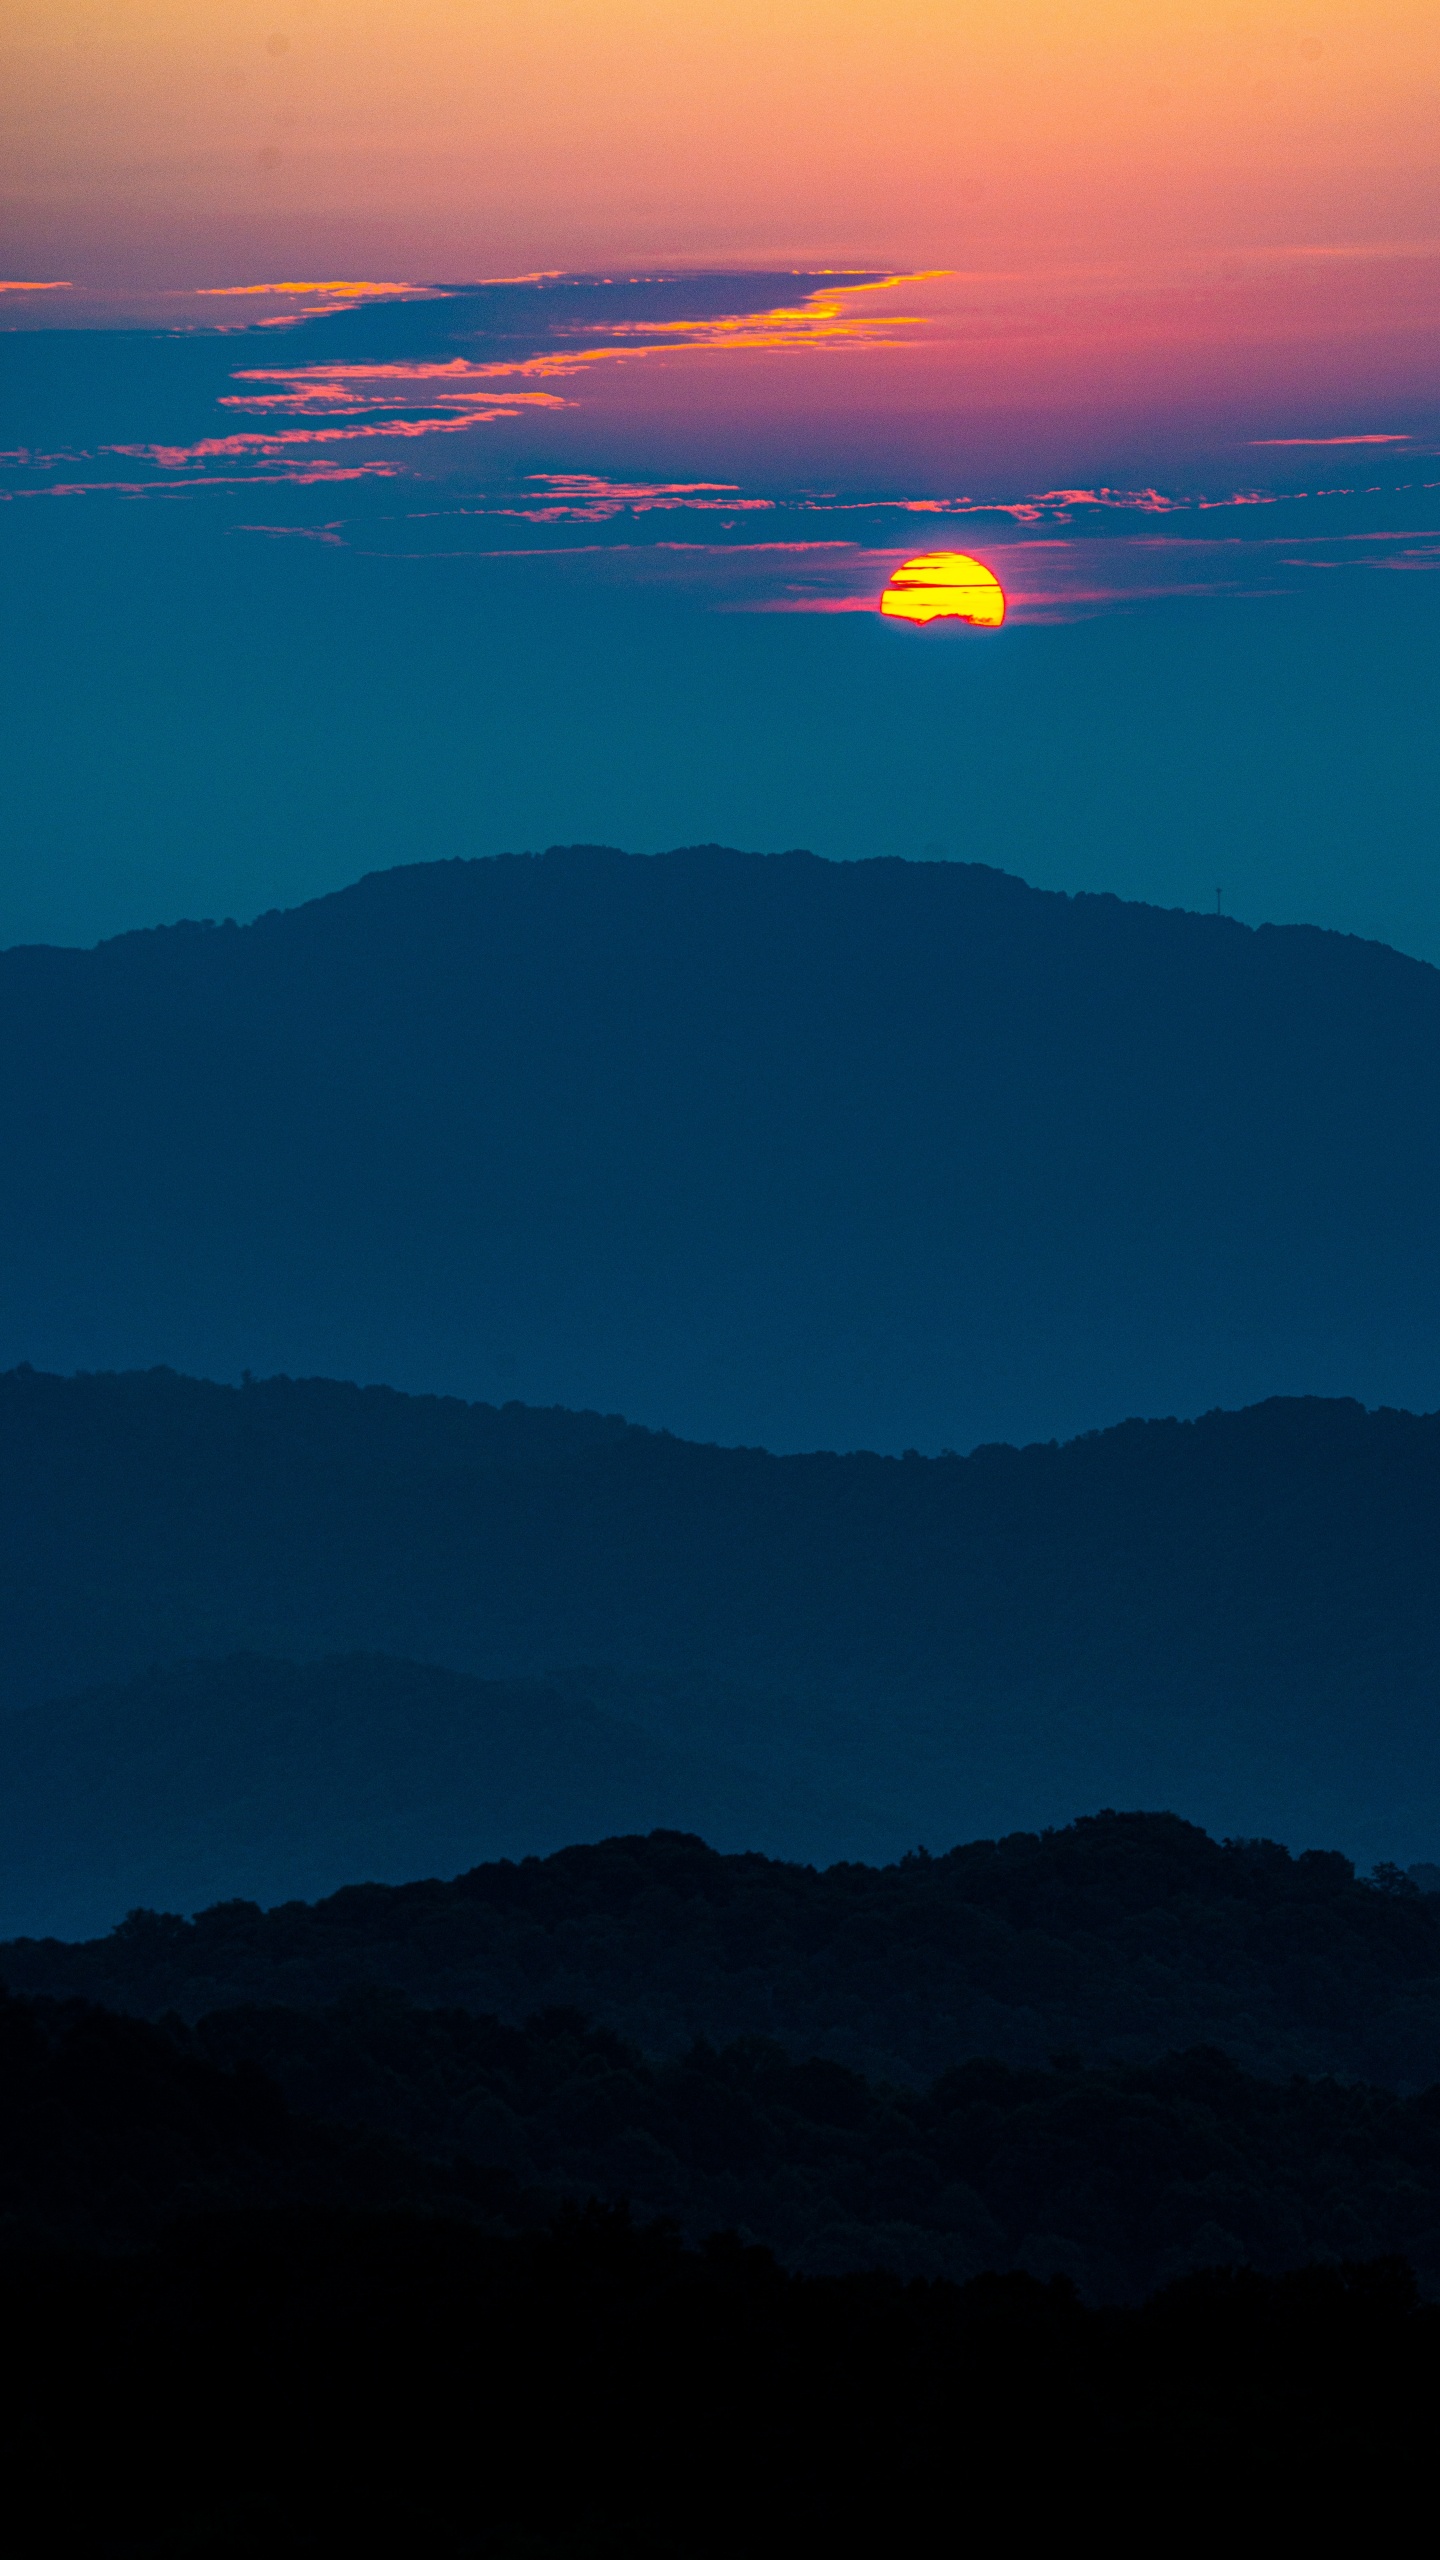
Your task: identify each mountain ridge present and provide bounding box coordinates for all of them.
[7,1811,1440,2092]
[25,844,1439,982]
[0,1650,861,1939]
[5,843,1440,1451]
[4,1364,1440,1879]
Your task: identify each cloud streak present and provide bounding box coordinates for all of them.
[198,282,435,301]
[109,399,567,471]
[1251,433,1411,446]
[498,475,774,523]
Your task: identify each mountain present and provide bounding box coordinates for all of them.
[9,1816,1440,2093]
[6,2203,1429,2554]
[0,1655,853,1940]
[3,1365,1440,1877]
[174,1999,1440,2300]
[3,845,1440,1454]
[0,1983,480,2253]
[8,1971,1440,2301]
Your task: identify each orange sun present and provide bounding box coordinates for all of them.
[881,552,1006,627]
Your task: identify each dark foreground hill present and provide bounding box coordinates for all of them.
[0,1983,481,2253]
[191,1993,1440,2300]
[4,1365,1440,1872]
[6,1964,1440,2542]
[10,1817,1440,2091]
[4,845,1440,1454]
[5,2212,1430,2552]
[7,1973,1440,2301]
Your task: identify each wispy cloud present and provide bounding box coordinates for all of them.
[908,487,1192,524]
[195,280,442,323]
[901,486,1281,526]
[571,274,937,358]
[497,475,774,523]
[3,464,397,500]
[231,520,348,544]
[197,281,434,300]
[1250,433,1411,447]
[218,359,574,420]
[109,400,566,470]
[216,273,931,432]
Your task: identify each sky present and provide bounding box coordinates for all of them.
[2,1,1438,955]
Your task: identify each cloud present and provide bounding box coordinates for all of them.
[214,272,931,428]
[194,281,443,322]
[575,274,937,359]
[901,487,1277,526]
[497,475,774,523]
[108,401,565,470]
[3,464,397,500]
[231,521,347,544]
[197,281,434,300]
[219,359,578,419]
[1250,433,1410,447]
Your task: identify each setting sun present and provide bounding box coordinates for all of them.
[881,553,1006,627]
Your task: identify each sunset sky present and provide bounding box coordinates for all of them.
[7,0,1438,278]
[2,1,1437,951]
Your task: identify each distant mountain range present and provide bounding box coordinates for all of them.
[6,847,1439,2532]
[0,1654,845,1938]
[4,1366,1440,1924]
[4,845,1440,1453]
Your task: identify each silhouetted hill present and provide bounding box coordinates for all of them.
[6,2211,1431,2551]
[189,1993,1440,2300]
[9,1817,1440,2090]
[0,1984,483,2251]
[4,845,1440,1452]
[0,1655,847,1939]
[4,1365,1440,1870]
[7,1971,1440,2301]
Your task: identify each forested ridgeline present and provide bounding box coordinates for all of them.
[5,1364,1440,1869]
[10,1905,1440,2543]
[194,1991,1440,2299]
[7,1978,1440,2301]
[7,1816,1440,2090]
[1,2212,1432,2553]
[0,1981,510,2253]
[7,1363,1440,1726]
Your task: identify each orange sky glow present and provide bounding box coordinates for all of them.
[3,1,1437,286]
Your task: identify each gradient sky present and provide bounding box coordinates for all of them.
[2,2,1437,953]
[7,1,1438,278]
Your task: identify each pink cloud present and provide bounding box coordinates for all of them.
[197,281,432,300]
[108,401,564,470]
[3,463,396,500]
[497,474,774,523]
[1250,432,1410,446]
[216,278,929,426]
[219,358,574,418]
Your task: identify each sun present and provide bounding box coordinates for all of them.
[880,553,1006,627]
